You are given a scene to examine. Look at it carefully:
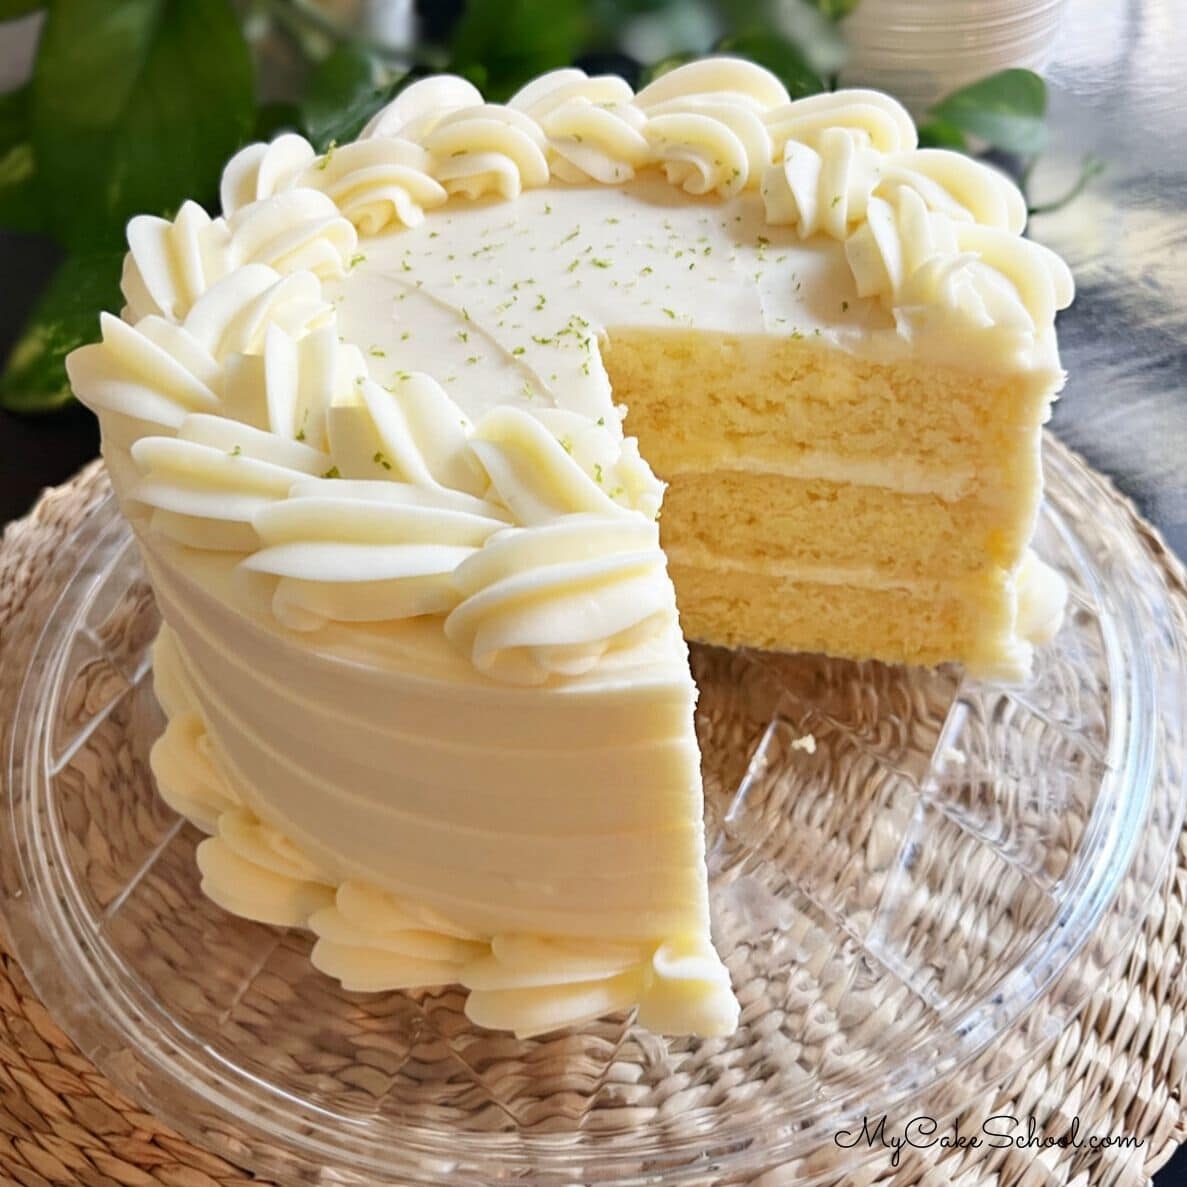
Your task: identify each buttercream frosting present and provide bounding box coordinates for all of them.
[68,56,1074,1039]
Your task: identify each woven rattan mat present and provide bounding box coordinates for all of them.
[0,457,1185,1187]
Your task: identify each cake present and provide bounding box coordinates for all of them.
[66,58,1073,1039]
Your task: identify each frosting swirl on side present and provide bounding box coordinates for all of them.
[635,57,790,110]
[845,187,1073,341]
[66,312,221,446]
[361,74,484,139]
[310,880,488,991]
[762,127,882,239]
[197,818,337,929]
[183,264,335,359]
[131,413,331,551]
[444,513,672,685]
[764,88,917,154]
[243,479,510,630]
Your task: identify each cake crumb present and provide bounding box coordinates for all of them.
[791,733,817,755]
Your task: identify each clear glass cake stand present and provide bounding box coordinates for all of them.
[1,436,1184,1186]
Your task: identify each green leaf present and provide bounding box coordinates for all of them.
[0,0,44,17]
[301,44,401,151]
[929,68,1047,155]
[449,0,590,101]
[715,33,825,98]
[804,0,861,18]
[31,0,255,252]
[1027,153,1106,217]
[255,100,302,142]
[0,84,43,233]
[916,118,969,151]
[0,251,124,413]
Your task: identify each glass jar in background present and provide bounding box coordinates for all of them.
[838,0,1071,113]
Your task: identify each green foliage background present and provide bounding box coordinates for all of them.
[0,0,1050,411]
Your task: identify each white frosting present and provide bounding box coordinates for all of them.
[131,413,331,551]
[303,139,448,233]
[69,57,1075,1039]
[244,479,509,630]
[146,597,737,1038]
[445,513,671,685]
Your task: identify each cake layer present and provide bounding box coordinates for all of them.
[660,470,1039,581]
[669,562,1023,675]
[608,328,1057,498]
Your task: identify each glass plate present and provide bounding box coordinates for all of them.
[2,438,1184,1187]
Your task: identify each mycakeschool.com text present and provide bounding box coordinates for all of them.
[834,1114,1145,1168]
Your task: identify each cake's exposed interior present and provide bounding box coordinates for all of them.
[608,330,1053,671]
[66,60,1074,1041]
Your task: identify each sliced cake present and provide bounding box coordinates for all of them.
[66,58,1073,1038]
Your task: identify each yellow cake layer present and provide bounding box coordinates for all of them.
[660,471,1038,581]
[606,329,1056,494]
[669,563,1015,672]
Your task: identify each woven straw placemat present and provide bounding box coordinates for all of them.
[0,457,1185,1187]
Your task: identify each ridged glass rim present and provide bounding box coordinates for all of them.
[2,438,1184,1185]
